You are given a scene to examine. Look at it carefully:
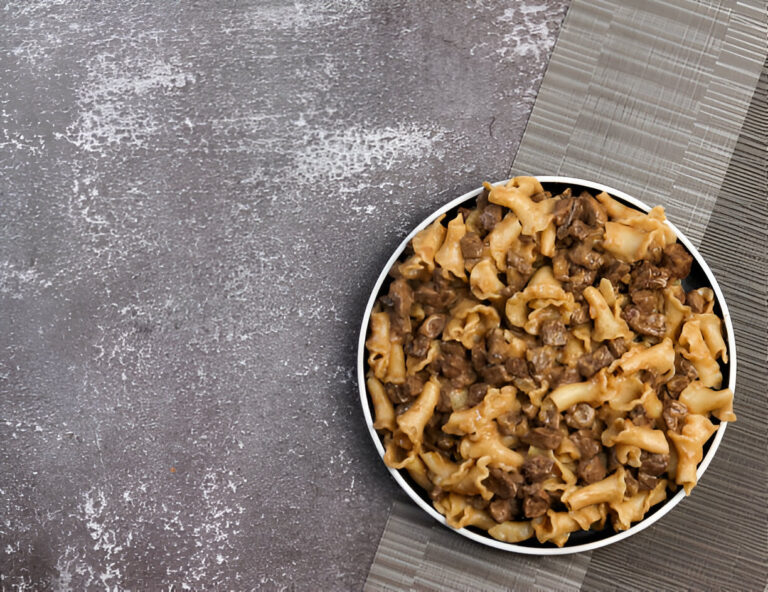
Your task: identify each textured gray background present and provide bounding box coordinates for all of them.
[0,1,570,589]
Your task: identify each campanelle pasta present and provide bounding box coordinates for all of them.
[366,177,734,547]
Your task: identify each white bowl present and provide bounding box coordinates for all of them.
[358,176,736,555]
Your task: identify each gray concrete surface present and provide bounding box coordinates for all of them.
[0,1,569,589]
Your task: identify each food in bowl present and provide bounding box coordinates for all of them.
[363,176,735,548]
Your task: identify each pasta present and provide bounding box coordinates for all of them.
[366,177,734,547]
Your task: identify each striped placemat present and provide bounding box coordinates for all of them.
[365,1,767,590]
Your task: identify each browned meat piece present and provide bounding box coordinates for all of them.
[662,243,693,280]
[665,374,691,398]
[528,347,555,375]
[522,456,555,482]
[523,487,551,518]
[640,452,669,476]
[631,289,659,314]
[629,404,651,427]
[565,403,596,430]
[460,232,484,259]
[553,195,576,230]
[607,337,628,358]
[489,498,518,523]
[440,342,477,387]
[414,283,457,311]
[576,346,614,378]
[418,314,447,339]
[624,470,640,497]
[578,193,607,227]
[675,353,698,381]
[552,252,570,282]
[505,357,529,378]
[663,399,688,433]
[435,433,455,451]
[385,383,412,405]
[471,343,487,372]
[507,251,534,276]
[569,429,601,459]
[479,204,503,233]
[538,405,562,430]
[538,319,566,347]
[569,219,591,241]
[578,455,607,484]
[468,495,490,510]
[606,447,619,472]
[480,364,513,386]
[496,410,523,436]
[483,468,524,499]
[429,485,445,501]
[551,367,581,389]
[566,266,598,295]
[436,386,453,413]
[570,303,590,326]
[530,191,551,203]
[467,382,489,407]
[522,427,563,450]
[403,373,427,398]
[686,290,708,313]
[601,256,631,287]
[622,305,666,339]
[476,188,490,210]
[486,329,508,364]
[389,278,413,318]
[522,402,538,419]
[637,472,659,491]
[630,261,670,291]
[405,334,431,358]
[568,242,604,270]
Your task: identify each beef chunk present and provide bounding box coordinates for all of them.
[578,455,607,484]
[663,399,688,433]
[414,283,457,311]
[460,232,484,259]
[566,266,598,295]
[419,314,447,339]
[662,243,693,280]
[665,374,691,398]
[629,404,651,427]
[637,472,659,491]
[440,342,476,387]
[565,403,596,430]
[496,410,523,436]
[553,195,576,231]
[507,250,534,276]
[576,346,614,378]
[522,456,555,482]
[540,319,567,346]
[523,487,551,518]
[528,347,556,375]
[686,290,708,314]
[551,366,581,389]
[486,329,508,364]
[483,468,524,499]
[602,256,631,287]
[624,470,640,497]
[489,498,519,523]
[480,364,513,386]
[467,382,489,407]
[479,204,503,233]
[630,261,669,291]
[579,193,607,227]
[607,337,628,358]
[631,290,659,314]
[538,405,562,430]
[675,353,698,382]
[569,429,601,459]
[471,343,488,372]
[389,279,413,319]
[552,252,570,282]
[568,242,604,270]
[505,357,529,378]
[385,383,412,405]
[522,427,563,450]
[405,334,431,358]
[570,303,591,326]
[621,305,666,339]
[436,386,453,413]
[640,452,669,477]
[429,485,445,501]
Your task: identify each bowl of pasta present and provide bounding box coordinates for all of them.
[358,176,736,554]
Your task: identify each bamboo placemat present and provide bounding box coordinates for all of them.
[366,1,767,589]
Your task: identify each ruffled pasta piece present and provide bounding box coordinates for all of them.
[459,423,525,470]
[506,266,577,329]
[434,213,467,281]
[422,453,494,499]
[384,342,406,384]
[679,319,723,388]
[688,287,715,313]
[610,337,675,378]
[383,377,441,468]
[548,369,608,412]
[488,520,535,543]
[604,373,645,412]
[485,177,555,236]
[610,479,668,531]
[668,413,718,494]
[401,454,432,491]
[539,221,557,257]
[367,376,395,432]
[406,340,440,375]
[583,286,633,341]
[694,313,728,363]
[443,386,519,436]
[365,311,392,381]
[663,285,691,340]
[398,215,446,279]
[444,298,501,349]
[434,493,497,530]
[601,418,669,454]
[562,466,626,511]
[679,381,736,422]
[487,212,522,271]
[470,258,505,301]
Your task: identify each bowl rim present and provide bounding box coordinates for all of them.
[357,175,736,555]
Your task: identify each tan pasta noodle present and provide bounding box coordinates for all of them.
[366,177,734,547]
